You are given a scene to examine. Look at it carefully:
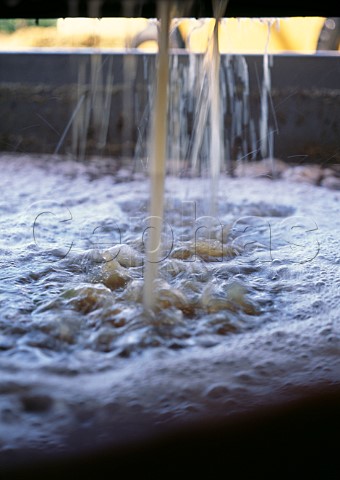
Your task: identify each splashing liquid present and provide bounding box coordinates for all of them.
[143,1,229,308]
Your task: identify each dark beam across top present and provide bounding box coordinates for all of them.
[0,0,337,19]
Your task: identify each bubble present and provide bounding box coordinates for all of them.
[101,260,132,290]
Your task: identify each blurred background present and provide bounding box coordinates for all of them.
[0,16,339,52]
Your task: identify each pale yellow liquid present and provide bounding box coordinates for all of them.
[209,17,222,217]
[143,2,171,311]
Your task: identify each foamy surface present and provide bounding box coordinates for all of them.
[0,154,339,465]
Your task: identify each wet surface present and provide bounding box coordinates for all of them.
[0,153,339,465]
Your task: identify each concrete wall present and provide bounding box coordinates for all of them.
[0,51,339,165]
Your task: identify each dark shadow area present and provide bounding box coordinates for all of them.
[2,385,339,478]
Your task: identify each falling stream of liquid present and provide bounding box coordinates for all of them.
[260,19,277,163]
[142,1,171,311]
[142,2,274,311]
[208,0,228,216]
